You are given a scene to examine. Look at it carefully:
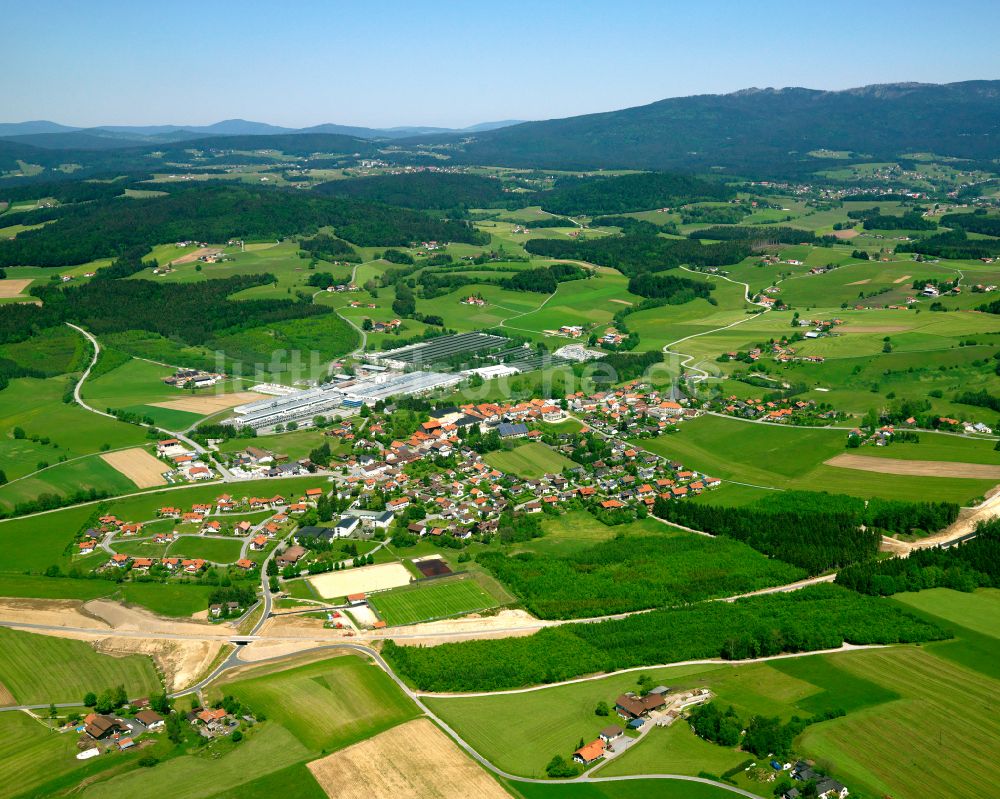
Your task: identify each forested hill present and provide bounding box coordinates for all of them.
[427,80,1000,175]
[0,185,487,267]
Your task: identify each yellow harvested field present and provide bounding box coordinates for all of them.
[846,278,871,285]
[893,274,912,283]
[826,453,1000,480]
[169,246,222,265]
[0,278,32,298]
[150,391,267,414]
[308,562,413,599]
[608,298,633,305]
[830,229,859,239]
[0,680,14,705]
[101,448,167,488]
[307,718,509,799]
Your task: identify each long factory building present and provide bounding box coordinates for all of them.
[229,370,462,430]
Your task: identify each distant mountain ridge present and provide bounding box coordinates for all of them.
[0,118,527,149]
[412,80,1000,176]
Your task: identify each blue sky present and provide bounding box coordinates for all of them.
[5,0,1000,128]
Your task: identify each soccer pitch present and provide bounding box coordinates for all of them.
[369,577,500,626]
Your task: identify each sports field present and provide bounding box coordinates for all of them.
[0,626,161,704]
[212,654,419,752]
[368,575,501,626]
[307,561,413,599]
[307,718,510,799]
[485,441,576,478]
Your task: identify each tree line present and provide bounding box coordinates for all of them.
[897,229,1000,260]
[835,518,1000,596]
[654,490,956,574]
[524,233,753,277]
[382,584,946,692]
[687,225,819,245]
[537,172,733,216]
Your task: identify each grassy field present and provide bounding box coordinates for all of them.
[79,722,312,799]
[0,711,90,798]
[119,581,218,617]
[368,574,502,626]
[636,414,996,504]
[0,504,96,572]
[166,535,244,563]
[485,441,576,478]
[599,723,754,787]
[797,646,1000,799]
[204,763,327,799]
[0,375,146,482]
[522,510,650,556]
[0,574,113,601]
[211,653,419,752]
[510,781,741,799]
[0,626,161,704]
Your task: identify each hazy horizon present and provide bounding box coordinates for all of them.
[5,0,1000,129]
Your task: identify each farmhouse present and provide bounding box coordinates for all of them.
[615,691,666,720]
[277,546,307,566]
[599,724,623,743]
[84,714,126,740]
[572,739,605,765]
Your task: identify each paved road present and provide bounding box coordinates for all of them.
[68,323,211,458]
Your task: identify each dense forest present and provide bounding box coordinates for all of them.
[298,233,359,262]
[897,228,1000,260]
[382,584,946,691]
[835,519,1000,595]
[502,262,588,293]
[476,533,804,619]
[0,179,127,205]
[627,272,713,301]
[524,233,753,276]
[423,81,1000,176]
[537,172,732,216]
[654,491,957,574]
[688,225,819,244]
[315,171,508,210]
[847,206,936,231]
[0,185,487,267]
[940,210,1000,237]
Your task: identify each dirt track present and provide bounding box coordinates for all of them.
[826,453,1000,479]
[308,718,511,799]
[101,447,167,488]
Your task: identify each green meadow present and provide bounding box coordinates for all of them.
[636,414,995,504]
[209,654,420,752]
[484,441,576,478]
[166,535,244,563]
[0,626,161,705]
